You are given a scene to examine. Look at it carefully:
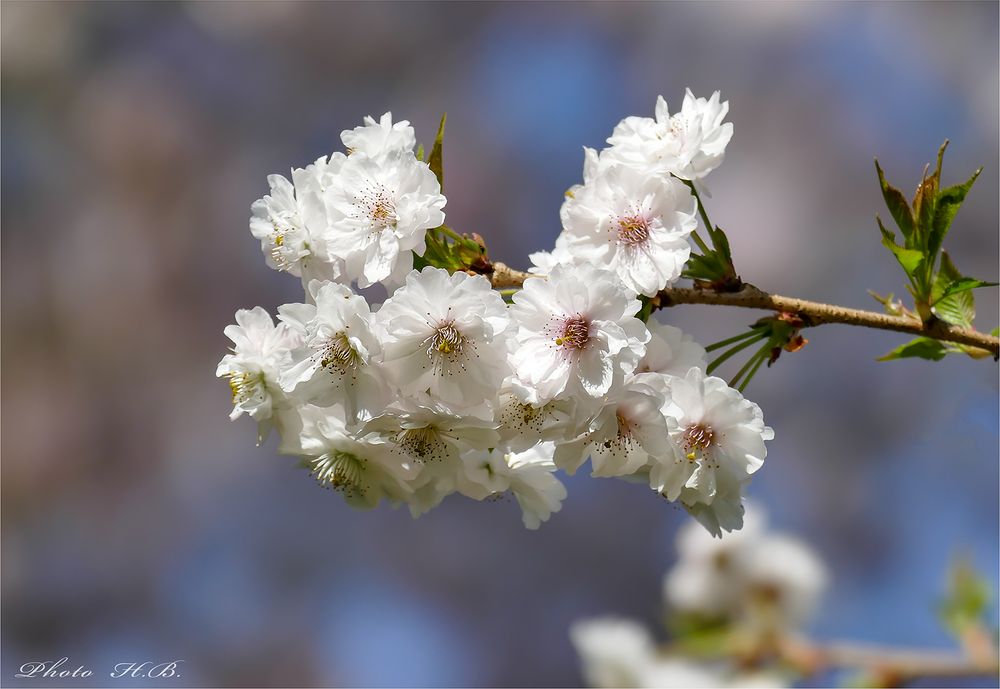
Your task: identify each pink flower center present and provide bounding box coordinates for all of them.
[555,315,591,350]
[617,214,650,246]
[683,423,715,460]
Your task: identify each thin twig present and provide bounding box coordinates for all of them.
[488,263,999,357]
[780,636,1000,683]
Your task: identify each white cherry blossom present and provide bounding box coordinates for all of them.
[216,307,301,442]
[570,617,657,689]
[606,90,733,181]
[559,161,697,296]
[458,442,567,529]
[377,267,510,407]
[284,404,418,510]
[249,162,342,285]
[277,280,387,427]
[634,320,708,379]
[323,150,445,288]
[649,367,772,532]
[553,377,678,478]
[665,506,827,631]
[509,264,649,403]
[340,111,416,158]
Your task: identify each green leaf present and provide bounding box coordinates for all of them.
[708,224,733,264]
[912,141,948,248]
[879,217,924,277]
[878,337,947,361]
[936,277,997,305]
[428,113,447,190]
[931,252,977,328]
[636,295,656,322]
[681,252,727,282]
[411,252,431,270]
[415,143,425,162]
[933,288,975,329]
[928,166,982,262]
[939,557,992,638]
[875,159,916,242]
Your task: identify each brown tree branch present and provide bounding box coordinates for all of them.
[488,262,999,357]
[779,635,1000,684]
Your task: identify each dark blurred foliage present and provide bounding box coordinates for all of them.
[2,2,997,686]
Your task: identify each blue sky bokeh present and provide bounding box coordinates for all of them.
[2,2,998,686]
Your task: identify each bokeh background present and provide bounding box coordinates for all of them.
[2,2,998,686]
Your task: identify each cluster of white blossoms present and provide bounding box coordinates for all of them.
[218,92,771,535]
[571,505,827,688]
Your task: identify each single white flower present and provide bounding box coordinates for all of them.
[323,150,446,288]
[458,442,567,529]
[635,320,708,378]
[649,368,772,528]
[216,306,301,442]
[277,280,387,427]
[559,160,697,296]
[605,90,733,181]
[739,534,828,630]
[341,111,416,158]
[284,404,418,510]
[249,156,345,285]
[509,264,649,403]
[376,267,511,407]
[496,386,581,452]
[664,507,768,617]
[553,377,678,478]
[570,617,657,689]
[527,233,576,275]
[362,395,499,516]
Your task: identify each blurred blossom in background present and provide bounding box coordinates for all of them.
[2,2,997,686]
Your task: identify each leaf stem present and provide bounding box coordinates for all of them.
[707,332,769,375]
[705,327,768,353]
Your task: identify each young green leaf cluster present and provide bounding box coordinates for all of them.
[874,141,997,361]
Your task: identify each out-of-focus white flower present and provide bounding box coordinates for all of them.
[649,367,772,536]
[216,307,301,442]
[570,617,657,688]
[324,151,445,288]
[554,377,678,478]
[340,111,416,158]
[606,90,733,181]
[284,405,417,510]
[277,281,387,427]
[740,534,828,630]
[559,162,697,296]
[640,662,787,689]
[664,508,768,617]
[664,505,827,631]
[571,615,790,689]
[249,163,341,285]
[377,268,510,407]
[509,264,649,404]
[459,442,567,529]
